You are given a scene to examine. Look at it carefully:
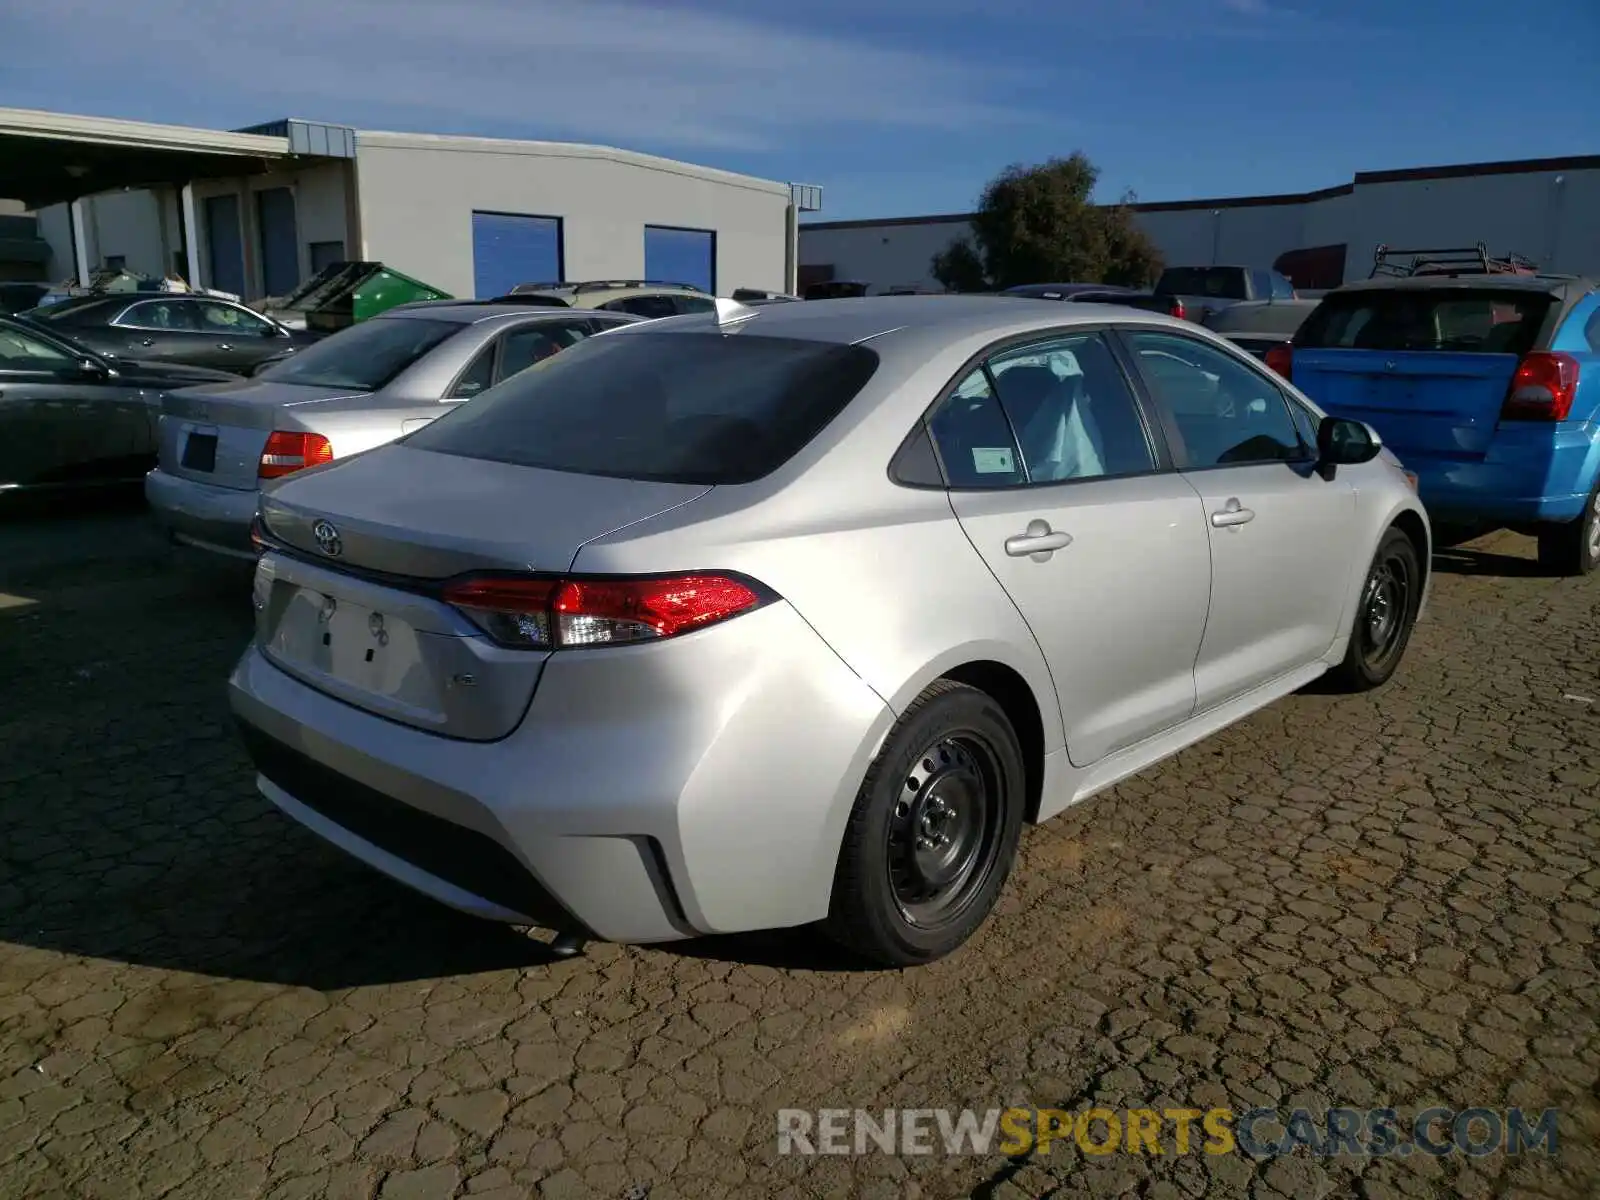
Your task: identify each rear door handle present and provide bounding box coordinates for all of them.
[138,338,155,347]
[217,343,233,352]
[1004,519,1073,560]
[1211,498,1255,528]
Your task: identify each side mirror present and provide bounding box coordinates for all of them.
[77,358,111,378]
[1315,415,1382,479]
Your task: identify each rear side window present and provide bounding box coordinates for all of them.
[1296,289,1552,355]
[404,331,880,485]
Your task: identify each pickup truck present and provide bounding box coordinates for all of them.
[1154,265,1299,324]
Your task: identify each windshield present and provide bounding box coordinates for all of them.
[1295,289,1553,354]
[255,316,460,389]
[404,330,881,485]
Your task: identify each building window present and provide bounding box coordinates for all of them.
[309,240,346,274]
[472,212,563,299]
[644,225,715,294]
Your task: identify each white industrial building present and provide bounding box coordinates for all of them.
[799,154,1600,294]
[0,107,808,302]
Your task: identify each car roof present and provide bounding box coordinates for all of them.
[603,293,1197,346]
[1331,274,1597,298]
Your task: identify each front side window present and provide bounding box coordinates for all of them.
[1123,331,1309,469]
[256,317,460,390]
[405,331,879,485]
[117,300,199,331]
[196,300,275,337]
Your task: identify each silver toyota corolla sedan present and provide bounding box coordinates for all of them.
[230,295,1430,967]
[144,303,639,558]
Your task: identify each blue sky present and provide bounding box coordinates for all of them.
[7,0,1598,221]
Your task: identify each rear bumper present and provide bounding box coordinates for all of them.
[227,600,895,943]
[144,468,259,559]
[1408,429,1598,525]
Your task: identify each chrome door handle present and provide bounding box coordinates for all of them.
[1004,519,1073,559]
[217,343,233,351]
[1211,498,1255,528]
[138,338,155,347]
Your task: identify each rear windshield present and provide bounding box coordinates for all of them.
[256,316,459,389]
[403,330,881,485]
[1294,289,1553,355]
[1157,268,1247,299]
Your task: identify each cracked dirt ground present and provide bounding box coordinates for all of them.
[2,504,1598,1200]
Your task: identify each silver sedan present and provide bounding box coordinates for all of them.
[144,303,639,558]
[229,296,1430,967]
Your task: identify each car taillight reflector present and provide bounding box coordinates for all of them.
[442,573,767,649]
[1169,299,1186,320]
[1264,343,1293,381]
[1500,352,1579,421]
[258,431,334,479]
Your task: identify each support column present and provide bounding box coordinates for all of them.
[180,183,204,288]
[68,199,91,286]
[784,201,798,295]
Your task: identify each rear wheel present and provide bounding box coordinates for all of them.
[824,680,1025,967]
[1536,481,1600,577]
[1328,527,1422,692]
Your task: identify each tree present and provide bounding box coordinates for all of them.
[930,153,1164,292]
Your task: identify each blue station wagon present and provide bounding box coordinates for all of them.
[1267,274,1600,574]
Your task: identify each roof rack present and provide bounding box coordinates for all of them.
[1369,242,1538,279]
[506,279,706,296]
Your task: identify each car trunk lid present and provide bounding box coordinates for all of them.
[252,444,712,736]
[158,380,363,490]
[1290,349,1518,459]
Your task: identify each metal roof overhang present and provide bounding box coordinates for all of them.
[0,108,311,208]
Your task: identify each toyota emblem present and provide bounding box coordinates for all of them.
[312,519,343,557]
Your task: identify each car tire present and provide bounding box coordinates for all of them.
[1328,526,1423,693]
[1536,480,1600,577]
[824,679,1026,967]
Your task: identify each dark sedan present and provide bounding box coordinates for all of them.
[0,315,240,493]
[20,293,319,374]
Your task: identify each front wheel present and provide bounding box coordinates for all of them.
[1536,481,1600,577]
[1328,526,1422,692]
[824,680,1025,967]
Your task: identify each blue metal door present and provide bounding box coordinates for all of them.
[472,212,563,298]
[256,187,300,298]
[203,194,246,297]
[644,225,715,293]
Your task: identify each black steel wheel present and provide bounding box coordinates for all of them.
[1329,526,1422,692]
[825,680,1025,966]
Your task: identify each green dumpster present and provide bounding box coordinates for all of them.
[270,261,452,333]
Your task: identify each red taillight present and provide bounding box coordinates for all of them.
[258,431,334,479]
[442,573,767,649]
[1169,299,1186,320]
[1264,342,1293,381]
[1501,352,1579,421]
